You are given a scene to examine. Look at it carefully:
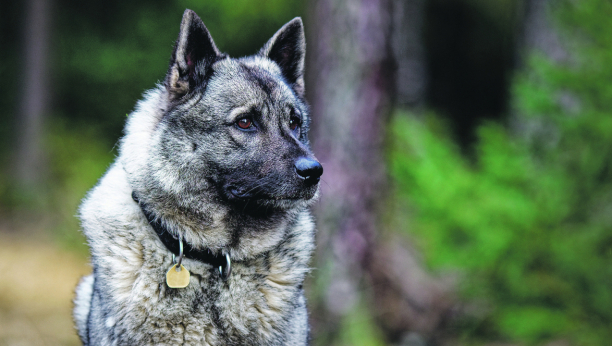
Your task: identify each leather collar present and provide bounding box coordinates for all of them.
[132,191,231,280]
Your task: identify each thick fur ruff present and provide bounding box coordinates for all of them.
[74,10,318,346]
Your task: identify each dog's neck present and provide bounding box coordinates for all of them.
[131,191,231,280]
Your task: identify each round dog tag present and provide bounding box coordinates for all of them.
[166,264,190,288]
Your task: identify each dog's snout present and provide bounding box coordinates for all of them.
[294,157,323,184]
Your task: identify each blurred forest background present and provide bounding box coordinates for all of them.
[1,0,611,345]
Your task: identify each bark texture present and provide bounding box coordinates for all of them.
[307,0,395,338]
[393,0,427,108]
[522,0,568,63]
[15,0,51,187]
[307,0,454,343]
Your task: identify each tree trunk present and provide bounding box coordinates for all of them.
[15,0,51,188]
[307,0,395,340]
[512,0,571,144]
[521,0,568,64]
[307,0,455,343]
[393,0,427,108]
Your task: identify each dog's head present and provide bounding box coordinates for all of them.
[161,9,321,209]
[121,10,320,255]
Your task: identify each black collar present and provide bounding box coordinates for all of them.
[132,192,230,280]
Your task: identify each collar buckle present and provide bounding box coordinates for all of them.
[133,191,233,281]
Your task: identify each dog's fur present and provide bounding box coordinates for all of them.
[73,10,320,345]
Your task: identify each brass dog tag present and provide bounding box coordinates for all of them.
[166,264,190,288]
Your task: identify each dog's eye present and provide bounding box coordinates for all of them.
[289,116,301,131]
[237,118,253,130]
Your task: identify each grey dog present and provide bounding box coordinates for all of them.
[73,9,322,345]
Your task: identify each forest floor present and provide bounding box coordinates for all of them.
[0,231,90,346]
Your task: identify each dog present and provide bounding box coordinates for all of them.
[73,9,322,345]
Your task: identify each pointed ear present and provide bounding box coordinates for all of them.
[166,9,222,100]
[259,18,306,96]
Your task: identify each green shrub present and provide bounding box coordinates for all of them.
[389,1,612,344]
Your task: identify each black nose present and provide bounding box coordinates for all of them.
[295,157,323,184]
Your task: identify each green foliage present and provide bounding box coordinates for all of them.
[389,1,612,344]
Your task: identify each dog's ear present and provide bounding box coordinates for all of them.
[166,9,222,100]
[260,18,306,96]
